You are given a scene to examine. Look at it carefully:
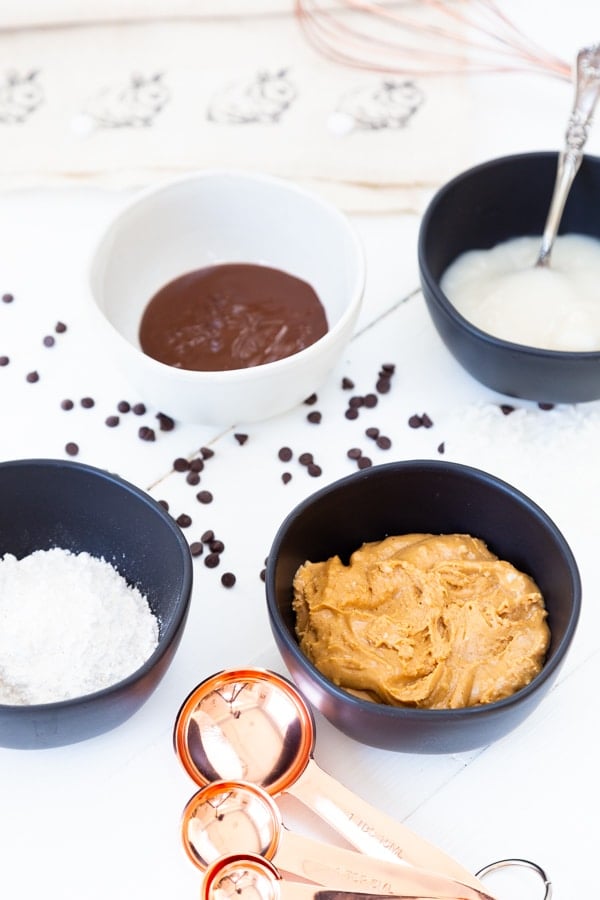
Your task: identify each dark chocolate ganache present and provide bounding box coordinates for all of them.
[139,263,328,372]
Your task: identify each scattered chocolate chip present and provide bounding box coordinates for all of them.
[357,456,372,469]
[117,400,131,413]
[307,463,322,477]
[138,426,156,442]
[304,393,318,405]
[173,457,190,472]
[345,407,359,420]
[157,499,169,511]
[538,402,554,410]
[105,415,120,428]
[307,411,322,424]
[260,568,266,582]
[205,552,220,568]
[298,452,313,466]
[281,472,292,484]
[376,377,391,394]
[0,356,9,366]
[60,399,74,410]
[421,413,434,428]
[190,542,203,557]
[365,427,379,439]
[177,514,192,528]
[381,363,395,374]
[201,530,215,543]
[500,404,515,415]
[347,447,362,460]
[55,321,67,333]
[234,433,248,445]
[186,471,200,486]
[376,435,392,449]
[349,396,364,409]
[190,457,205,472]
[210,540,225,554]
[200,446,215,459]
[80,397,94,408]
[132,403,146,415]
[196,490,213,504]
[408,414,423,428]
[341,377,354,390]
[65,442,79,456]
[278,446,293,462]
[156,412,175,431]
[363,393,378,408]
[2,293,14,303]
[437,442,445,454]
[26,371,39,383]
[43,335,55,348]
[221,572,236,588]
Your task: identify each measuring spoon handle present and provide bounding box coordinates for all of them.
[289,760,486,894]
[538,43,600,266]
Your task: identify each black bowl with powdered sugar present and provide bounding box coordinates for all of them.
[0,458,193,749]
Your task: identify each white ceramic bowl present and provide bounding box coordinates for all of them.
[88,170,365,424]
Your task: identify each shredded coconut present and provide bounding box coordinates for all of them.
[0,548,159,705]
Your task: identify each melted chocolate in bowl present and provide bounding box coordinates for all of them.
[139,263,328,372]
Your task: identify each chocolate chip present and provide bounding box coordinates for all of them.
[201,530,215,543]
[282,472,292,484]
[132,403,146,415]
[349,396,364,408]
[2,293,14,303]
[190,542,203,557]
[186,471,200,486]
[500,404,515,415]
[80,397,94,408]
[157,412,175,431]
[376,377,391,394]
[278,446,293,462]
[43,335,55,348]
[298,452,313,466]
[260,568,266,582]
[65,442,79,456]
[307,411,322,424]
[200,446,215,459]
[345,408,359,420]
[221,572,236,588]
[138,426,156,442]
[0,356,8,366]
[55,321,67,333]
[347,447,362,460]
[26,371,39,383]
[408,414,423,428]
[210,540,225,554]
[363,393,378,408]
[60,399,73,410]
[341,377,354,390]
[421,413,434,428]
[190,457,205,472]
[365,427,379,439]
[307,463,322,477]
[538,402,554,410]
[437,442,445,454]
[177,514,192,528]
[381,363,395,374]
[376,435,392,449]
[173,457,190,472]
[196,490,213,504]
[304,393,318,405]
[105,415,120,427]
[117,400,131,413]
[158,499,169,511]
[357,456,372,469]
[234,433,248,445]
[205,552,220,568]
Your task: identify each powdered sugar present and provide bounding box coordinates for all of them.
[0,548,159,705]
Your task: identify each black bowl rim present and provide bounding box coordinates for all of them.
[418,150,600,360]
[266,458,582,723]
[0,457,194,713]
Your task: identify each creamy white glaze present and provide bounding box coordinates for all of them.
[440,233,600,351]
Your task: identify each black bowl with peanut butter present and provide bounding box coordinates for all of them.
[266,460,580,753]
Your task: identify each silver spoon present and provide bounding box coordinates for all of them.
[536,43,600,267]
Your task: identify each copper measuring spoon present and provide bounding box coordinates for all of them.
[173,668,485,893]
[181,780,492,900]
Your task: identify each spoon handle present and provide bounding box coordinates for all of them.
[537,43,600,267]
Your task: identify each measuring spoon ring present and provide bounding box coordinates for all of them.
[174,668,485,893]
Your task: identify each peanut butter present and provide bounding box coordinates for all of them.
[293,533,550,709]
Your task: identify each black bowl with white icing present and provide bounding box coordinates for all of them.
[0,459,193,749]
[418,152,600,403]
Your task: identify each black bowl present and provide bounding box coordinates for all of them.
[418,151,600,403]
[266,460,581,753]
[0,459,193,749]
